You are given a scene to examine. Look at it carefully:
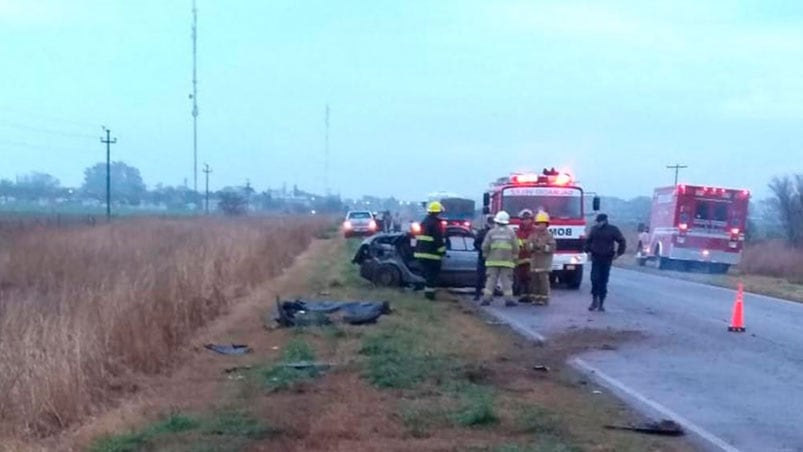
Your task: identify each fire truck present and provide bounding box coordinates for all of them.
[638,184,750,273]
[482,169,600,289]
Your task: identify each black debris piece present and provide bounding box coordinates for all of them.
[276,298,391,327]
[204,344,252,355]
[604,419,685,436]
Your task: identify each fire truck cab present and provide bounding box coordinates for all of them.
[482,169,599,289]
[639,185,750,273]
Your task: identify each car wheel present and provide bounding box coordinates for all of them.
[373,265,401,287]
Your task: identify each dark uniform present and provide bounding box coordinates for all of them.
[473,217,494,300]
[414,213,446,300]
[584,214,626,311]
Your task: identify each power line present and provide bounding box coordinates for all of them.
[0,105,98,128]
[0,118,96,139]
[0,137,97,154]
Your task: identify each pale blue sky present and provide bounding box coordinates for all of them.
[0,0,801,200]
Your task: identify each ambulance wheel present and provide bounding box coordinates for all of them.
[565,267,583,290]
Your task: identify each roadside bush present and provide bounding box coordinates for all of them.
[741,241,803,283]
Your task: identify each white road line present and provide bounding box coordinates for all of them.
[570,357,742,452]
[481,307,547,343]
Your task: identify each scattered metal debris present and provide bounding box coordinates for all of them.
[282,361,333,372]
[532,364,550,372]
[604,419,685,436]
[223,365,253,374]
[204,344,252,355]
[592,390,603,394]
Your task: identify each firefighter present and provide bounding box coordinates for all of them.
[481,211,519,307]
[473,214,495,301]
[414,201,446,300]
[584,213,626,312]
[514,209,535,302]
[527,210,556,305]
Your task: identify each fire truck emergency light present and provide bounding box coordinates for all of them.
[511,174,540,184]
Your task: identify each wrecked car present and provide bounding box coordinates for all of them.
[352,226,478,288]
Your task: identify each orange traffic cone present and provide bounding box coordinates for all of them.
[728,281,746,332]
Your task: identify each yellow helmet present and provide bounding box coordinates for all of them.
[535,210,550,224]
[427,201,444,213]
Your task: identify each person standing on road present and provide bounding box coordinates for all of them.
[393,212,402,232]
[414,202,446,300]
[584,213,626,312]
[514,209,535,302]
[527,211,556,305]
[481,211,519,307]
[473,214,495,301]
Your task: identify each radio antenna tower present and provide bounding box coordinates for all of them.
[324,104,330,195]
[191,0,199,194]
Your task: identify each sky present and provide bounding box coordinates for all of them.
[0,0,801,201]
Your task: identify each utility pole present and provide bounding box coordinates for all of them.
[191,0,199,196]
[203,163,212,214]
[666,163,687,185]
[324,104,330,195]
[100,127,117,222]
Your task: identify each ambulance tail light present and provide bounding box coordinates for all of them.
[678,223,689,233]
[730,227,740,236]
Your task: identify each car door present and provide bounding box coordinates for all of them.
[443,233,478,287]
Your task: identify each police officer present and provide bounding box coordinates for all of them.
[514,209,535,302]
[527,211,556,305]
[473,215,495,301]
[584,213,626,312]
[414,201,446,300]
[481,211,519,307]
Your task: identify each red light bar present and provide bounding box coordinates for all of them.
[554,173,572,185]
[512,174,539,184]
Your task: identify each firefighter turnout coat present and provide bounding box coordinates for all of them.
[414,214,446,261]
[527,229,556,272]
[481,225,519,268]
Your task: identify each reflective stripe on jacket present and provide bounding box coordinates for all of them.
[414,214,445,261]
[516,226,533,266]
[481,225,519,268]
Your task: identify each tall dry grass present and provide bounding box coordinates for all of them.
[0,217,328,439]
[741,241,803,283]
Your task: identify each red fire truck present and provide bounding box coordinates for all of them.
[482,169,600,289]
[638,184,750,273]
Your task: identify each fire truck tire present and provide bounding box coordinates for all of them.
[565,267,583,289]
[373,265,401,287]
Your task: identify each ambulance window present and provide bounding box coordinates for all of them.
[712,203,728,222]
[695,203,707,219]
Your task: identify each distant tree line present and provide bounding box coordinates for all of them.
[0,162,346,216]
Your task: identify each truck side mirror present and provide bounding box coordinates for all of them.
[482,206,490,215]
[593,196,601,212]
[482,192,490,208]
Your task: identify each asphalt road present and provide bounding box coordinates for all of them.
[479,268,803,452]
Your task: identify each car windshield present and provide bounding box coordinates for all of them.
[348,212,372,219]
[501,187,583,219]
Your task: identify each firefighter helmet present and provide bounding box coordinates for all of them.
[535,210,550,224]
[494,211,510,225]
[519,209,534,219]
[427,201,444,213]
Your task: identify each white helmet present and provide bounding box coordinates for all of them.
[494,211,510,225]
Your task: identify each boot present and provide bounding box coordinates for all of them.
[504,299,517,307]
[588,295,599,311]
[598,296,606,312]
[480,298,491,306]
